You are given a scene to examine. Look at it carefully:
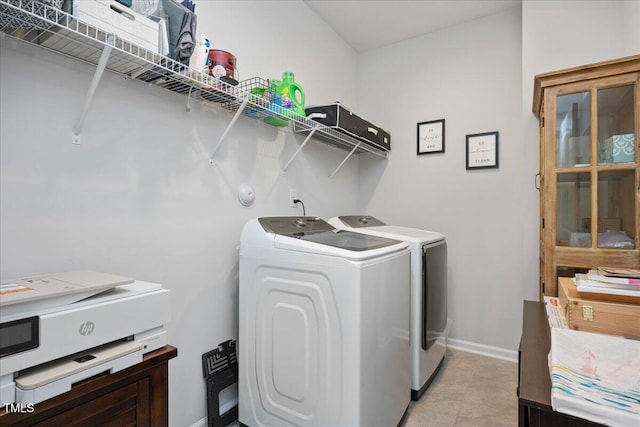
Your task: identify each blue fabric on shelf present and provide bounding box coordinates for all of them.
[180,0,195,13]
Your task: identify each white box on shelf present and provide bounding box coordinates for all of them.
[72,0,159,53]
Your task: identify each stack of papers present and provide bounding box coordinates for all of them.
[550,327,640,426]
[544,296,568,329]
[575,268,640,297]
[597,267,640,279]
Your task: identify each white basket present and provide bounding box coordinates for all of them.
[72,0,159,53]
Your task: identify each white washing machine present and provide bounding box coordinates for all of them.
[328,216,449,401]
[239,217,410,427]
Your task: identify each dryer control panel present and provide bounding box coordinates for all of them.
[338,215,386,228]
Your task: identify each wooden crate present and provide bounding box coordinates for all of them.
[558,277,640,339]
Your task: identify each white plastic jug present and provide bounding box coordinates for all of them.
[189,34,210,74]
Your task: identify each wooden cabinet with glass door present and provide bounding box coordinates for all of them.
[533,55,640,298]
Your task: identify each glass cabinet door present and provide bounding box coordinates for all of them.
[554,83,637,251]
[556,172,591,247]
[556,91,591,168]
[597,170,636,249]
[597,85,636,165]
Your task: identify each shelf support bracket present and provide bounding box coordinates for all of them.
[186,87,193,112]
[209,94,250,163]
[282,128,317,172]
[329,141,361,179]
[71,33,115,145]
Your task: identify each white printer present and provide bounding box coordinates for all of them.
[0,271,171,406]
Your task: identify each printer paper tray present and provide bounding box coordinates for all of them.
[16,340,142,404]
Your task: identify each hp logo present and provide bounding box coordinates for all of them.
[79,321,95,336]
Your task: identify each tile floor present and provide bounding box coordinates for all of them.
[401,348,519,427]
[231,348,518,427]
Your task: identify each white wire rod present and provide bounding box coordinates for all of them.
[186,86,193,112]
[71,33,114,144]
[282,128,317,172]
[2,0,55,21]
[318,127,387,158]
[329,141,361,179]
[291,119,387,159]
[128,60,159,80]
[209,94,250,162]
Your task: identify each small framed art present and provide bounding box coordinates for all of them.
[417,119,445,155]
[466,131,499,169]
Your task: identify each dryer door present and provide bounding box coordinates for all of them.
[421,240,447,350]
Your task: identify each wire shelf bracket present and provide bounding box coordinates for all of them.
[209,94,250,164]
[329,141,361,179]
[71,33,114,145]
[282,128,317,172]
[186,86,193,112]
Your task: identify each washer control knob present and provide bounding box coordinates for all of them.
[294,218,307,228]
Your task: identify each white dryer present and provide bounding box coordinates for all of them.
[239,217,410,427]
[328,216,449,401]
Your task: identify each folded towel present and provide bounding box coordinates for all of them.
[549,327,640,426]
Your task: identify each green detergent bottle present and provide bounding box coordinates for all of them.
[264,72,306,127]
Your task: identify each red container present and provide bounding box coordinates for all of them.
[208,50,237,80]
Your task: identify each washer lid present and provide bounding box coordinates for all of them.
[298,229,402,251]
[258,216,404,252]
[259,216,333,235]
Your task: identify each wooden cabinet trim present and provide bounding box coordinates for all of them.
[533,55,640,117]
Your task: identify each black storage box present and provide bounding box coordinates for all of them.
[303,103,391,151]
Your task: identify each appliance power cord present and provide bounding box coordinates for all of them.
[293,199,306,216]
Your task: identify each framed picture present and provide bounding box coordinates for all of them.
[466,131,499,169]
[417,119,445,155]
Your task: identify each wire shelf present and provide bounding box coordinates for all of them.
[0,0,388,159]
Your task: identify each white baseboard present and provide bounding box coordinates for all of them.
[190,418,207,427]
[191,417,239,427]
[448,338,518,363]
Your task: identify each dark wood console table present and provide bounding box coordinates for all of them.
[1,345,177,427]
[518,301,603,426]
